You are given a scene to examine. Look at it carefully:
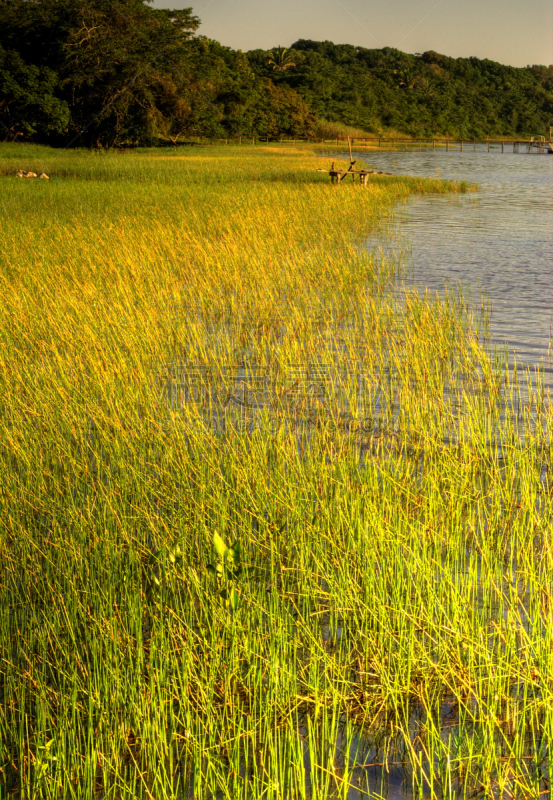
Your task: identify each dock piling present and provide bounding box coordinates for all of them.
[307,136,550,157]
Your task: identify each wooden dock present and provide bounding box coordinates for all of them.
[266,136,553,154]
[167,134,553,153]
[345,138,553,154]
[316,165,392,184]
[316,134,552,184]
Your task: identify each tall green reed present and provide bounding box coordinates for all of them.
[0,142,549,799]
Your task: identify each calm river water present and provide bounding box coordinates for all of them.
[359,148,553,387]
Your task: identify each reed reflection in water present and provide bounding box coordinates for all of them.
[361,148,553,385]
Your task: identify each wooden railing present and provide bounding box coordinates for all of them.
[166,136,553,152]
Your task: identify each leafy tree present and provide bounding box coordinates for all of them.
[527,64,553,92]
[248,40,553,139]
[0,0,200,146]
[1,4,552,146]
[251,79,315,137]
[0,46,70,140]
[163,39,314,139]
[267,46,296,71]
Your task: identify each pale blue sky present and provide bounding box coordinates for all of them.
[153,0,553,67]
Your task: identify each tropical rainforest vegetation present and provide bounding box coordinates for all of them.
[1,0,552,146]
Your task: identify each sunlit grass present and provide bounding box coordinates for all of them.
[0,142,550,799]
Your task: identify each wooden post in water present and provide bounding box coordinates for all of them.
[446,140,449,152]
[433,140,435,151]
[460,140,463,152]
[473,140,476,152]
[487,140,490,152]
[347,136,354,168]
[501,142,504,153]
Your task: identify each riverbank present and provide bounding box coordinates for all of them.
[0,144,550,799]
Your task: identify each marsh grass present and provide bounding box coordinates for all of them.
[0,143,550,799]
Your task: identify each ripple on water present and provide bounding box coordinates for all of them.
[360,148,553,386]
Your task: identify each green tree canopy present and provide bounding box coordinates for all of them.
[0,46,70,140]
[1,6,552,146]
[248,40,553,139]
[0,0,200,146]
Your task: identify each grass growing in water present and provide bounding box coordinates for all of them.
[0,143,550,799]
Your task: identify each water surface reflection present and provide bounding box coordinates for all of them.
[360,149,553,385]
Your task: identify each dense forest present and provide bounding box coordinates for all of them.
[1,0,552,147]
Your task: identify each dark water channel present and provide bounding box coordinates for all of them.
[360,147,553,388]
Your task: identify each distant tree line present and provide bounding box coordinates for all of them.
[1,0,552,147]
[253,41,553,140]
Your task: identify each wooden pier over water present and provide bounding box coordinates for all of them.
[315,134,552,185]
[336,137,553,154]
[168,135,553,153]
[316,165,393,184]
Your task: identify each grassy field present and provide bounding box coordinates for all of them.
[0,142,551,799]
